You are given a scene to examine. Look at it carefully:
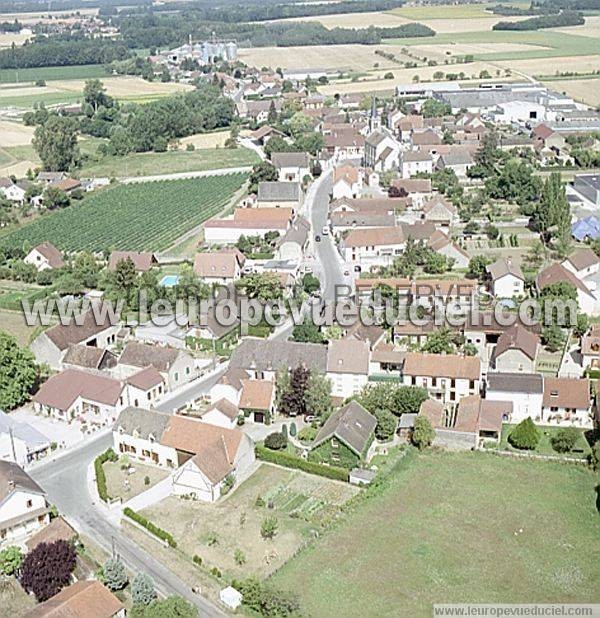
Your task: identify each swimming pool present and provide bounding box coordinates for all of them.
[159,275,180,288]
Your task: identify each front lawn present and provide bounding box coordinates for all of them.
[272,450,600,616]
[104,460,170,502]
[499,423,592,459]
[138,463,358,581]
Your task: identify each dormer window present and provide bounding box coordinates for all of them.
[550,390,558,398]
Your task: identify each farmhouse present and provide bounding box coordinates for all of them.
[562,248,600,280]
[194,248,245,284]
[275,216,310,262]
[204,207,292,245]
[209,367,250,406]
[310,401,376,469]
[400,151,433,179]
[421,196,458,227]
[340,227,405,269]
[113,407,255,502]
[542,377,591,428]
[427,230,469,269]
[537,263,600,316]
[332,164,362,200]
[30,309,119,370]
[118,341,196,390]
[256,181,301,209]
[62,344,117,373]
[492,325,539,374]
[327,339,370,399]
[402,353,481,405]
[108,251,158,272]
[200,398,240,429]
[271,152,311,183]
[485,372,544,424]
[124,365,166,408]
[33,369,124,425]
[487,258,525,298]
[0,461,50,548]
[24,242,65,271]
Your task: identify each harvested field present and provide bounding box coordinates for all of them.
[507,54,600,77]
[239,44,417,71]
[56,76,194,98]
[419,16,531,33]
[0,32,31,47]
[542,77,600,107]
[551,15,600,39]
[0,85,63,98]
[179,130,230,149]
[270,11,412,28]
[0,120,35,146]
[390,3,496,19]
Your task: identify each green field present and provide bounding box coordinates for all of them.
[79,146,260,178]
[385,30,600,61]
[0,64,109,84]
[0,90,83,109]
[389,2,496,19]
[272,451,600,617]
[0,173,248,252]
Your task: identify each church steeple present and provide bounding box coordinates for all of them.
[369,96,380,132]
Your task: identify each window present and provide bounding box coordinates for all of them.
[186,366,190,375]
[26,499,33,508]
[174,372,179,382]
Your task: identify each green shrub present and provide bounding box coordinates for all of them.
[297,426,317,442]
[508,417,540,450]
[255,495,265,507]
[123,507,177,548]
[550,427,580,453]
[144,475,150,486]
[193,555,202,567]
[94,448,117,502]
[289,422,297,437]
[261,516,278,540]
[264,432,287,450]
[255,445,348,482]
[210,566,222,578]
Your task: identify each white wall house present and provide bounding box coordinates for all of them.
[486,372,543,424]
[0,461,50,548]
[340,227,405,270]
[326,339,370,399]
[487,259,525,298]
[400,151,433,178]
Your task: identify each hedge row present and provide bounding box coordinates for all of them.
[255,445,349,482]
[94,448,117,503]
[123,507,177,548]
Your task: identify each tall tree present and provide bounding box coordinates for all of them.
[280,365,310,417]
[0,333,38,411]
[103,557,128,591]
[83,78,110,112]
[20,540,76,602]
[131,572,157,606]
[32,115,79,172]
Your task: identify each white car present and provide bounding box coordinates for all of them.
[322,226,329,235]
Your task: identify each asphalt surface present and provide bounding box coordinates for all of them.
[30,433,224,617]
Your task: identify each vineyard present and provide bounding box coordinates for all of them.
[0,173,247,253]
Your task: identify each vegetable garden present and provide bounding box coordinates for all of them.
[0,173,247,253]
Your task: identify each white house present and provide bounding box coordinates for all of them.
[200,398,240,429]
[24,242,65,271]
[492,325,539,374]
[271,152,310,183]
[210,367,250,406]
[485,372,543,424]
[332,165,362,200]
[400,151,433,179]
[340,226,405,269]
[364,129,401,172]
[125,365,166,408]
[487,258,525,298]
[275,217,310,262]
[326,339,370,399]
[0,179,27,204]
[427,230,469,268]
[204,208,292,245]
[562,248,600,280]
[542,377,592,428]
[113,408,255,502]
[193,249,245,284]
[402,353,481,406]
[239,379,276,424]
[421,196,458,227]
[0,461,50,548]
[33,369,125,425]
[537,263,600,317]
[436,149,474,177]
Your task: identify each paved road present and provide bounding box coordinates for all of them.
[31,434,224,617]
[306,171,348,300]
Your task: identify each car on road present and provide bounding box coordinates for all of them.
[322,226,329,235]
[344,269,350,276]
[315,235,321,242]
[304,415,319,423]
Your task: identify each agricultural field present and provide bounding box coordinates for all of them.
[139,463,359,581]
[552,15,600,38]
[543,77,600,107]
[0,173,248,252]
[0,32,32,48]
[78,146,259,178]
[0,64,109,84]
[272,451,600,617]
[0,120,36,146]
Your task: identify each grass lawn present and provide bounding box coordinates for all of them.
[0,578,36,615]
[384,30,600,61]
[139,463,358,581]
[499,423,592,459]
[272,450,600,617]
[0,64,109,84]
[78,146,259,178]
[104,460,170,502]
[0,309,46,345]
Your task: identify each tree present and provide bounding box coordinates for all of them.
[542,324,565,352]
[292,318,323,343]
[0,546,22,576]
[43,186,70,210]
[103,557,128,591]
[131,572,157,606]
[591,441,600,471]
[374,408,397,441]
[134,596,197,618]
[267,100,278,124]
[32,115,79,171]
[233,578,299,618]
[508,417,540,450]
[421,98,451,118]
[392,386,429,416]
[72,251,100,288]
[550,427,580,453]
[421,327,457,354]
[260,516,278,539]
[83,78,109,112]
[248,161,278,194]
[301,273,320,295]
[305,371,332,418]
[412,416,435,450]
[288,112,313,139]
[110,257,137,301]
[0,333,38,411]
[280,365,310,417]
[264,432,287,450]
[467,255,492,282]
[235,272,283,301]
[20,540,76,602]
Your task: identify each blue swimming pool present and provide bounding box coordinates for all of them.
[159,275,180,288]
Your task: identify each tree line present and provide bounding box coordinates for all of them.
[493,9,585,30]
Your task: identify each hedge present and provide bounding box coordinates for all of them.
[123,507,177,548]
[255,445,349,482]
[94,448,117,503]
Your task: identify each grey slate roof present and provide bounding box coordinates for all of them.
[312,401,377,456]
[486,372,543,394]
[114,407,171,441]
[229,338,328,373]
[277,216,310,247]
[257,181,300,202]
[119,342,181,372]
[271,152,310,169]
[0,460,45,502]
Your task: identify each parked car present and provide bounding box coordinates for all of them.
[304,415,319,423]
[322,226,329,235]
[315,235,321,242]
